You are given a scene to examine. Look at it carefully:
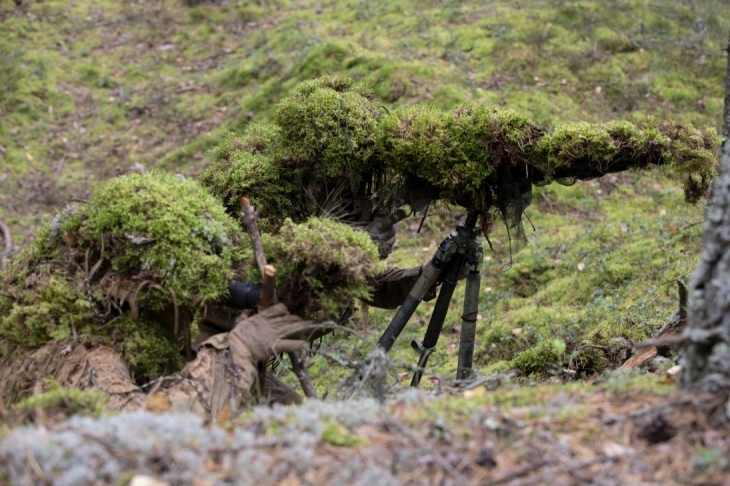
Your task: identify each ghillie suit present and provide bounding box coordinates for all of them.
[202,76,720,263]
[0,170,384,415]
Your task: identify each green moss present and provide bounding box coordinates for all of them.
[114,314,185,381]
[592,26,636,54]
[378,103,541,209]
[275,77,382,182]
[0,275,92,348]
[511,340,561,376]
[67,170,245,312]
[13,381,108,418]
[199,126,303,228]
[1,170,245,381]
[321,420,368,447]
[252,217,386,322]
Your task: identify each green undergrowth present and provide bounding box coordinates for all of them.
[0,170,242,381]
[2,0,729,246]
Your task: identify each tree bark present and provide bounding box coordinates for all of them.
[679,32,730,394]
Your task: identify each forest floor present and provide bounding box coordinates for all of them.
[2,0,730,484]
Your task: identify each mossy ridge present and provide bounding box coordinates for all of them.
[248,217,386,322]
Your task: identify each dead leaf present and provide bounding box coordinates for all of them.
[145,393,171,414]
[463,387,487,399]
[129,475,169,486]
[511,328,523,337]
[216,404,231,424]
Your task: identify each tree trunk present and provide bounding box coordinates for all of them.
[679,32,730,394]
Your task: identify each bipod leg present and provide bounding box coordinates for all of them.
[411,251,467,387]
[456,272,481,380]
[377,262,442,352]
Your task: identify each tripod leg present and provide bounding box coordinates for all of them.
[377,262,441,352]
[411,251,467,387]
[456,272,480,380]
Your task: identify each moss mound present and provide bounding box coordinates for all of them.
[275,75,383,183]
[0,170,244,381]
[200,127,302,230]
[13,381,108,421]
[377,103,542,209]
[245,217,386,323]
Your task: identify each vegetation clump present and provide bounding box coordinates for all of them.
[199,127,303,230]
[249,217,386,323]
[13,381,108,420]
[275,75,383,183]
[0,170,245,381]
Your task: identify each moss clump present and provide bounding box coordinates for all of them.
[114,314,185,380]
[378,104,541,209]
[249,217,386,322]
[321,420,368,447]
[13,381,108,419]
[0,275,92,348]
[200,127,303,230]
[56,170,245,312]
[275,76,383,182]
[1,170,244,381]
[511,341,562,376]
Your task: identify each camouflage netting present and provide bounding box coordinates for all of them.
[201,76,721,254]
[0,170,384,405]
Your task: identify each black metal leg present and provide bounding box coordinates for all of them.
[377,262,441,352]
[411,251,467,387]
[457,272,481,380]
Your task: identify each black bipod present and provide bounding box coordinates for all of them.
[377,211,483,387]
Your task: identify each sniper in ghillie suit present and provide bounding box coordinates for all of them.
[0,76,720,417]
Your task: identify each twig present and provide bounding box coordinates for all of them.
[0,219,12,270]
[509,454,626,486]
[288,350,318,399]
[387,418,470,486]
[722,32,730,140]
[241,198,268,280]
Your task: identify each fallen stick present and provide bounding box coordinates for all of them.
[288,349,318,399]
[622,280,687,368]
[239,197,317,399]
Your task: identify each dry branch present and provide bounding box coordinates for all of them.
[622,280,687,368]
[239,196,316,399]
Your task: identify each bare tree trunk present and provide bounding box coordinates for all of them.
[679,32,730,394]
